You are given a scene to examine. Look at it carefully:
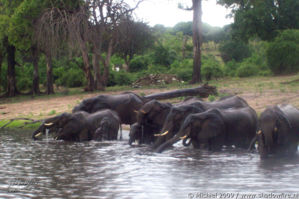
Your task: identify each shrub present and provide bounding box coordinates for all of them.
[267,29,299,74]
[236,61,258,77]
[147,64,169,74]
[224,60,239,76]
[219,39,251,63]
[17,77,31,91]
[54,67,85,88]
[129,55,150,72]
[169,59,193,81]
[108,71,136,86]
[202,56,223,80]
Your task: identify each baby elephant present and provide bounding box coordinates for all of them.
[256,104,299,158]
[32,109,121,142]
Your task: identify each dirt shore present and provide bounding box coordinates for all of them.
[1,75,299,120]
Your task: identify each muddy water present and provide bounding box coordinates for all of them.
[0,130,299,199]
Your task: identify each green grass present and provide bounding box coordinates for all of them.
[0,120,42,130]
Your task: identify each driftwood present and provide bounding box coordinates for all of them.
[144,84,217,101]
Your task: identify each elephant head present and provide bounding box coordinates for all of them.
[137,100,171,126]
[32,113,71,140]
[257,106,291,158]
[54,112,91,141]
[155,109,225,153]
[93,118,118,141]
[134,100,172,144]
[129,123,142,145]
[152,104,204,149]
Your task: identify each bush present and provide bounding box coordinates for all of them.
[108,71,136,86]
[147,64,169,74]
[129,55,150,72]
[224,60,239,76]
[169,59,193,81]
[201,56,223,80]
[54,67,85,88]
[17,77,31,91]
[236,61,258,77]
[267,29,299,74]
[219,39,251,62]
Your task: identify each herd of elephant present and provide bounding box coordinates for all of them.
[32,92,299,159]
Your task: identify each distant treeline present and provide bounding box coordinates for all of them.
[0,0,298,97]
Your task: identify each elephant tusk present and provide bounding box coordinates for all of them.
[54,136,58,140]
[257,130,262,135]
[160,131,169,136]
[180,135,188,140]
[35,132,42,137]
[274,127,278,132]
[140,110,146,114]
[134,110,138,113]
[44,122,53,126]
[154,131,169,137]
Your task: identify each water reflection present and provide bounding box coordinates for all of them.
[0,130,299,199]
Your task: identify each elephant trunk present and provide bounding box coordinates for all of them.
[152,121,174,149]
[247,134,257,151]
[155,126,191,153]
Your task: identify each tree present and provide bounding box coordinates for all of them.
[179,0,203,83]
[9,0,44,95]
[35,0,82,94]
[217,0,299,41]
[115,19,154,71]
[0,0,24,97]
[66,0,143,91]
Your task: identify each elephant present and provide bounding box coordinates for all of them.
[153,95,250,149]
[128,97,200,145]
[129,100,173,145]
[72,92,145,125]
[32,109,121,142]
[152,104,205,149]
[155,106,258,153]
[255,104,299,158]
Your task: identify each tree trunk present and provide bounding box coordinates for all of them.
[79,41,94,92]
[32,47,40,95]
[6,42,18,97]
[92,46,104,91]
[45,54,54,94]
[191,0,202,84]
[103,39,113,86]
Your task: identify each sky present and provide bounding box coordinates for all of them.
[132,0,234,27]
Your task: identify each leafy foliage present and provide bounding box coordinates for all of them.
[267,29,299,74]
[219,39,251,62]
[218,0,299,41]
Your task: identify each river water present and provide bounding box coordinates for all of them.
[1,130,299,199]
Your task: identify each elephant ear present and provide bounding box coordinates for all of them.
[197,113,224,140]
[274,106,292,129]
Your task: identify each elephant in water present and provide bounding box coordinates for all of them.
[156,106,258,153]
[153,96,250,150]
[72,92,145,125]
[128,97,200,145]
[254,104,299,159]
[32,110,121,142]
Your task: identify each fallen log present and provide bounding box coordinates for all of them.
[144,84,217,101]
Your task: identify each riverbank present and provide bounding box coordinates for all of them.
[1,74,299,129]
